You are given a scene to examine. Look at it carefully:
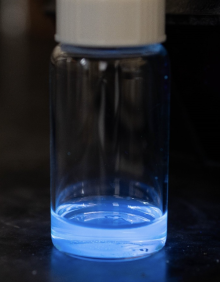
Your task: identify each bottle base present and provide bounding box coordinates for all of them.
[52,237,166,261]
[51,195,167,260]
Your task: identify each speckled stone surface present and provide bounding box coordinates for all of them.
[0,164,220,282]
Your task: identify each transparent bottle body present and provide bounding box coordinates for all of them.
[50,44,170,260]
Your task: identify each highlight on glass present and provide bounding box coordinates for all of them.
[50,0,170,260]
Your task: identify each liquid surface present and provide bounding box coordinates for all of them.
[51,195,167,260]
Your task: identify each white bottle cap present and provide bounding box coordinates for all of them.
[55,0,166,47]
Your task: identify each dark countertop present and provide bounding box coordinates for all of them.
[0,160,220,281]
[0,26,220,282]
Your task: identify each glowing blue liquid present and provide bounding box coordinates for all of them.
[51,196,167,260]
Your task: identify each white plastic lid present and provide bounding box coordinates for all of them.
[55,0,166,47]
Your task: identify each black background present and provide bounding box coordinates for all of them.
[0,1,220,281]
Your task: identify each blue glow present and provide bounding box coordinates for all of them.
[60,43,166,59]
[51,194,167,260]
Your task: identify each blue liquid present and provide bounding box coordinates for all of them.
[51,193,167,260]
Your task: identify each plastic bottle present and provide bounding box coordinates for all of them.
[50,0,170,261]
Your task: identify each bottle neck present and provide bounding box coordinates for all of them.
[60,44,165,58]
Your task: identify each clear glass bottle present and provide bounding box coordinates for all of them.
[50,0,170,261]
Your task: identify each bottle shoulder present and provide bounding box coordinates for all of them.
[51,44,168,63]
